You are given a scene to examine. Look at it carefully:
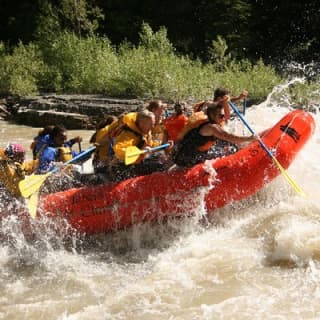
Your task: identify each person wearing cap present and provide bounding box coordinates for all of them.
[0,143,36,197]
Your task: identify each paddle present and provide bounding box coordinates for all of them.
[19,145,96,198]
[78,141,84,173]
[228,101,306,197]
[125,143,170,165]
[26,191,40,219]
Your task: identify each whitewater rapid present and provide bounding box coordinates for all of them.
[0,98,320,319]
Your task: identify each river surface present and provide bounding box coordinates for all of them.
[0,91,320,319]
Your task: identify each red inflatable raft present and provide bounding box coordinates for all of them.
[37,110,315,235]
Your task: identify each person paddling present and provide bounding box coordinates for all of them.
[33,125,90,193]
[36,125,84,174]
[30,125,54,160]
[109,110,172,181]
[89,115,119,175]
[193,87,248,124]
[172,102,257,167]
[213,87,248,124]
[0,143,35,197]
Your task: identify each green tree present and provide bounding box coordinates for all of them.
[59,0,104,36]
[34,0,104,43]
[33,1,62,43]
[139,23,174,54]
[208,36,232,70]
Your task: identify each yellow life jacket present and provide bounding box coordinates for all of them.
[0,160,25,197]
[56,147,73,162]
[22,159,38,174]
[151,122,167,146]
[112,112,153,162]
[94,119,121,162]
[0,148,6,160]
[0,146,38,196]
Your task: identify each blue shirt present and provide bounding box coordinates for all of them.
[37,135,78,173]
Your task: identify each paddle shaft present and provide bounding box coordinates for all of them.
[128,143,170,157]
[134,143,170,156]
[20,145,96,198]
[243,99,246,115]
[50,145,96,173]
[125,143,171,165]
[23,145,96,216]
[228,101,306,196]
[229,101,275,158]
[78,141,84,171]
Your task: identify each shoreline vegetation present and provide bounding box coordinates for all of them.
[0,24,319,108]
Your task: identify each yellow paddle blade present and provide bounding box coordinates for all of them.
[124,143,170,165]
[125,146,146,165]
[229,101,306,197]
[272,157,307,197]
[26,191,40,219]
[19,173,51,198]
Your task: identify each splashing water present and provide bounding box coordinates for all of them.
[1,81,320,319]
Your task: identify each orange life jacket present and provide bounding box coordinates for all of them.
[193,100,213,113]
[177,111,208,141]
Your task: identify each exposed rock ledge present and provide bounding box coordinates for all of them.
[1,95,145,129]
[0,94,262,129]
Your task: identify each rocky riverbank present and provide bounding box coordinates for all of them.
[0,95,145,129]
[0,94,261,130]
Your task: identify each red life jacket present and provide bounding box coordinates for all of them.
[163,114,188,142]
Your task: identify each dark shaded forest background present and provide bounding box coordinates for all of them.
[0,0,319,102]
[1,0,319,65]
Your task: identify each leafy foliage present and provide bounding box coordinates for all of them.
[0,23,284,100]
[0,42,45,96]
[39,32,119,93]
[138,23,174,54]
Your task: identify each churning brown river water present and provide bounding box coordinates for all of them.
[1,98,320,320]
